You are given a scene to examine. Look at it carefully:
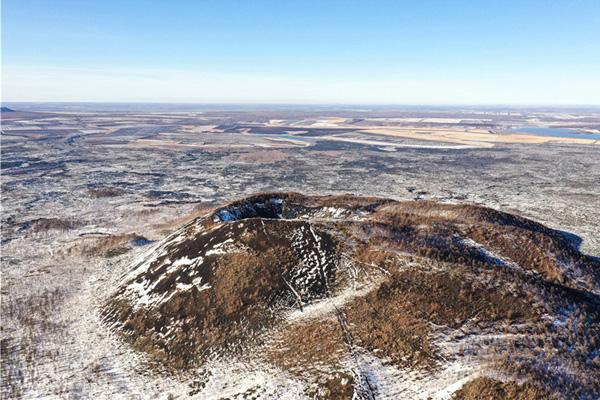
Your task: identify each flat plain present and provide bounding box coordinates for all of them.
[1,105,600,399]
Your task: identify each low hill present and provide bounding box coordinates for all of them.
[103,193,600,399]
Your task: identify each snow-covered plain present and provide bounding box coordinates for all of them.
[2,108,600,399]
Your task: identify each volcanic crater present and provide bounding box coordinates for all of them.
[102,193,600,399]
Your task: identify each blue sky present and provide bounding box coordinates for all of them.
[2,0,600,104]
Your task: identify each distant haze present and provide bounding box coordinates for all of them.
[2,0,600,105]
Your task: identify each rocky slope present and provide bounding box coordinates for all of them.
[102,193,600,399]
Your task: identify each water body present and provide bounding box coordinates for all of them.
[512,126,600,140]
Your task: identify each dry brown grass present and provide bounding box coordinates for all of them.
[24,217,82,233]
[369,200,599,290]
[266,319,347,373]
[344,267,536,369]
[102,192,599,397]
[72,233,148,257]
[106,247,297,367]
[104,216,341,368]
[452,377,551,400]
[493,302,600,399]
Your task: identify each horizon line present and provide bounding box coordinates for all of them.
[3,100,600,109]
